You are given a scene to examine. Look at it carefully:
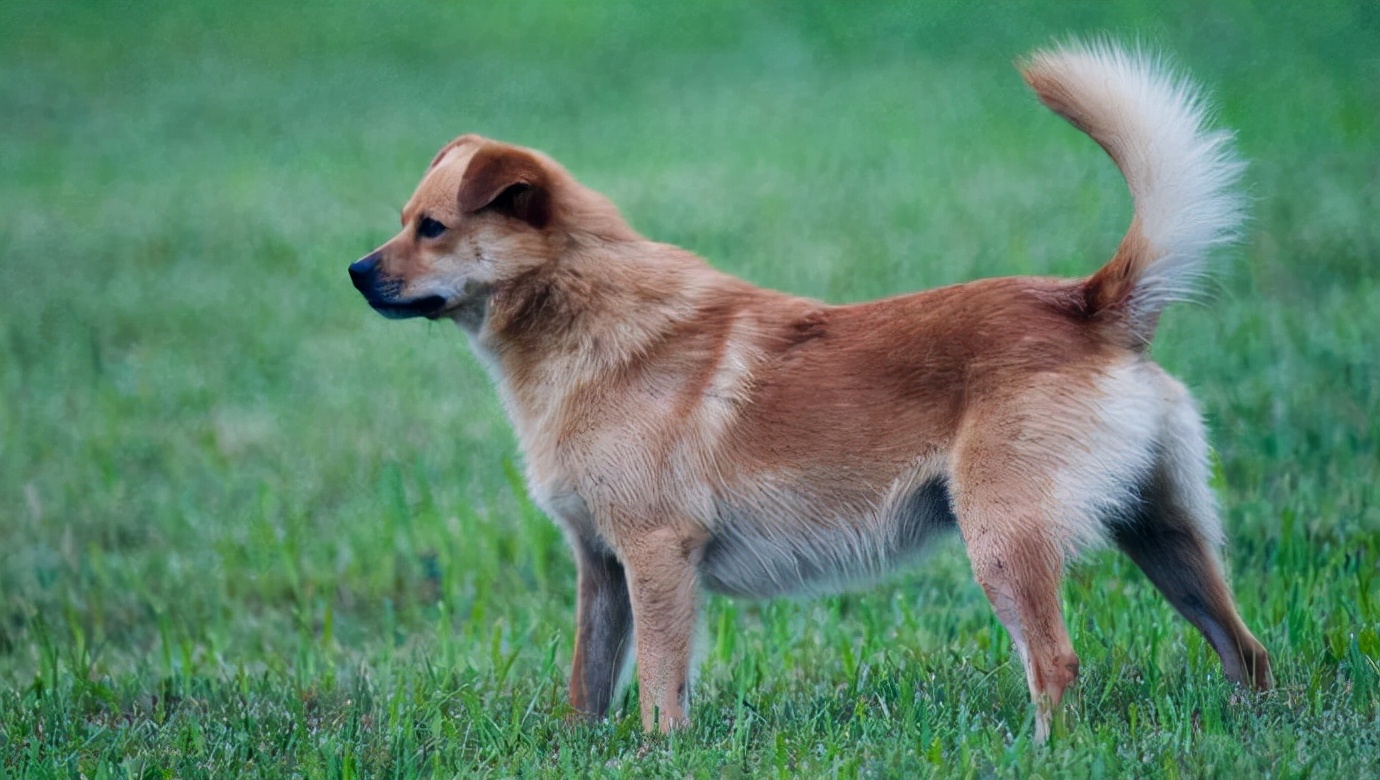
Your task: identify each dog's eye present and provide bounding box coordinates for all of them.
[417,216,447,239]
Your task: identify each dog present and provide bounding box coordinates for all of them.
[348,41,1271,741]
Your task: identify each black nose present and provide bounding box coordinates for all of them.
[349,254,379,292]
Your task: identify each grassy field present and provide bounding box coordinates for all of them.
[2,0,1378,776]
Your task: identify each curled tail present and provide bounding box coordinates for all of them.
[1020,41,1245,346]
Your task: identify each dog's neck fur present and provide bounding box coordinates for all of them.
[465,223,750,464]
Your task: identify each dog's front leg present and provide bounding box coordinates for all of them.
[568,543,634,720]
[621,526,703,732]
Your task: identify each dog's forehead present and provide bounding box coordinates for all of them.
[403,143,480,221]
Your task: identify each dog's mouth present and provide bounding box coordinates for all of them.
[367,294,450,320]
[350,256,453,320]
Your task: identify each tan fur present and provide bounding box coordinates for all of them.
[348,44,1269,740]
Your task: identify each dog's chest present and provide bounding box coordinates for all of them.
[535,485,608,554]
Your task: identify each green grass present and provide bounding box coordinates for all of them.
[2,0,1378,776]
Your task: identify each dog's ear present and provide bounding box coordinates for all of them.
[428,134,482,170]
[458,145,552,229]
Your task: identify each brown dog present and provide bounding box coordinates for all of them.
[349,42,1270,740]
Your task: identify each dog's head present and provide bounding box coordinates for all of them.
[349,134,590,327]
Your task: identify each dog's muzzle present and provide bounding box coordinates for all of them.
[349,253,447,320]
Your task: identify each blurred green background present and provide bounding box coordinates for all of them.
[1,1,1377,776]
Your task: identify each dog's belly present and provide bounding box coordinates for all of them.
[698,477,956,598]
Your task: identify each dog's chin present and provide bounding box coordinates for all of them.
[368,295,450,320]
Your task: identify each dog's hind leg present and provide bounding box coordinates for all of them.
[1113,391,1271,690]
[951,429,1082,742]
[1113,502,1271,689]
[956,494,1080,742]
[569,544,634,719]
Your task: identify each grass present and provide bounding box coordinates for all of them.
[1,0,1377,776]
